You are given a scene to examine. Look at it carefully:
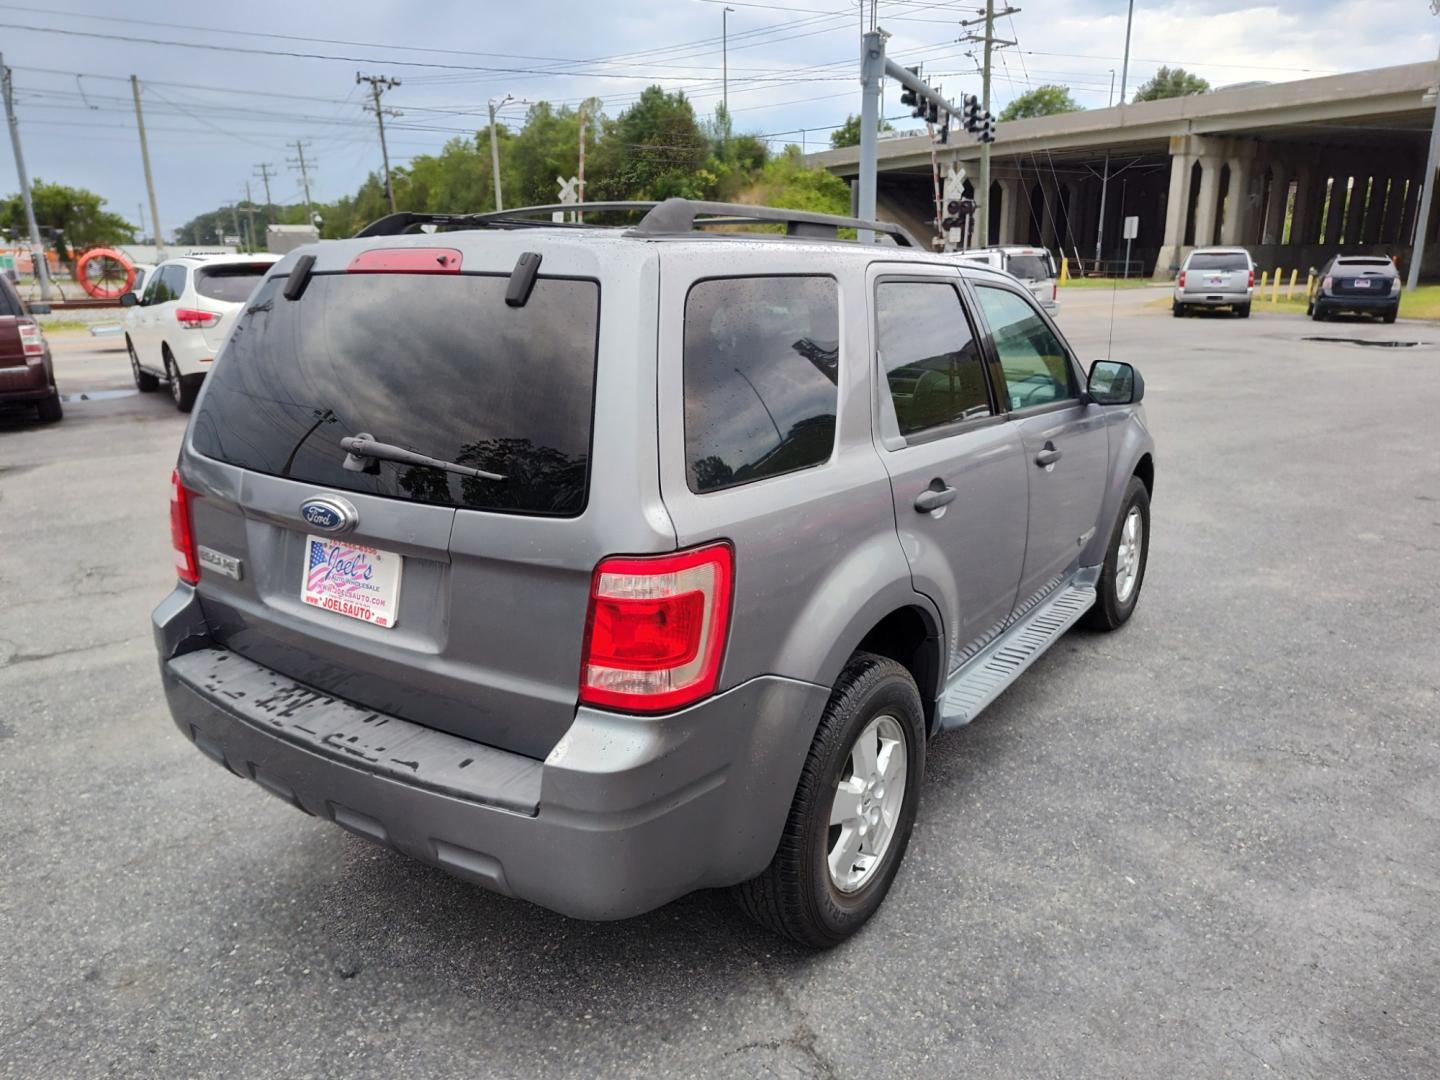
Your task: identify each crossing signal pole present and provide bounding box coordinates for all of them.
[287,141,316,218]
[960,3,1017,248]
[1,54,51,299]
[357,72,401,213]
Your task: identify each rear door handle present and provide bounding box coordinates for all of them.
[1035,443,1063,467]
[914,484,957,512]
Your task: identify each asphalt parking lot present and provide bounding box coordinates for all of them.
[2,293,1437,1078]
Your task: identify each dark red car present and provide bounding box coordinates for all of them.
[0,274,60,422]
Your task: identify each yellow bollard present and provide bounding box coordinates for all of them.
[1059,256,1070,284]
[1259,270,1269,293]
[1271,270,1281,304]
[1305,272,1316,302]
[1287,268,1299,299]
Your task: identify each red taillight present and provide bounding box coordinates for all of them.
[18,322,43,356]
[1247,270,1255,288]
[347,248,463,274]
[175,308,220,329]
[1051,281,1058,302]
[170,470,199,585]
[579,543,733,713]
[1178,270,1186,288]
[1323,276,1333,291]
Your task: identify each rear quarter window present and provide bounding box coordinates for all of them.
[196,263,274,303]
[682,276,839,494]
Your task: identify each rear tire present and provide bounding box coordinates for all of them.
[1312,302,1328,321]
[1082,476,1150,632]
[35,391,62,423]
[734,652,925,949]
[165,352,202,413]
[1382,307,1398,325]
[1237,303,1251,318]
[1171,302,1185,318]
[128,337,159,392]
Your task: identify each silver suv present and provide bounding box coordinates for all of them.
[154,200,1155,948]
[1172,246,1255,318]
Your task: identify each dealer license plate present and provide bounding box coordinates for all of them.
[301,535,403,628]
[1353,279,1371,288]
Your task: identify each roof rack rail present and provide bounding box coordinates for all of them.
[353,199,918,247]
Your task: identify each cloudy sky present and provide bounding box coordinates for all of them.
[2,0,1436,236]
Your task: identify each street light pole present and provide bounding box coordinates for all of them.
[1409,38,1440,292]
[1095,0,1135,273]
[1,55,51,299]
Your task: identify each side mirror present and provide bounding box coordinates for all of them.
[119,291,138,307]
[27,302,51,315]
[1088,360,1143,405]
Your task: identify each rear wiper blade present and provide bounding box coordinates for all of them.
[339,433,506,482]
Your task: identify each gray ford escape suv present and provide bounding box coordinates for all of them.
[154,199,1155,948]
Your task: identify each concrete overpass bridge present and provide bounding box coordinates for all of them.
[808,61,1437,279]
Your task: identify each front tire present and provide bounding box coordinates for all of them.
[734,653,925,949]
[1082,475,1150,632]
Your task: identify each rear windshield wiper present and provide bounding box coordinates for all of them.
[339,433,506,482]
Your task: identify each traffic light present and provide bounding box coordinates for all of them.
[977,111,996,143]
[962,94,981,132]
[900,66,922,116]
[941,197,975,232]
[926,100,940,125]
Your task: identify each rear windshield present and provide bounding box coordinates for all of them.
[1337,258,1393,269]
[195,263,273,303]
[191,272,599,516]
[1187,252,1249,271]
[1005,254,1052,281]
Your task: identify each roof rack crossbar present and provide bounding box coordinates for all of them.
[353,199,918,247]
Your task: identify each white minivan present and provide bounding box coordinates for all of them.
[122,253,279,411]
[951,246,1060,316]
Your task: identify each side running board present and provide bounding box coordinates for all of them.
[938,582,1097,730]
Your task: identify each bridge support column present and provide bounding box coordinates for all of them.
[1192,156,1222,249]
[1261,164,1289,245]
[1156,136,1198,279]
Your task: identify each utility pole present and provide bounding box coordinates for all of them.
[487,95,527,212]
[722,6,735,135]
[357,72,401,213]
[244,182,257,254]
[1,55,51,299]
[129,74,165,260]
[1095,0,1135,273]
[287,141,316,218]
[228,202,241,246]
[137,202,146,245]
[253,162,276,208]
[960,5,1016,249]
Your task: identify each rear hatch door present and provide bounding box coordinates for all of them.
[1331,262,1396,297]
[1183,252,1249,294]
[181,242,643,759]
[1003,251,1055,306]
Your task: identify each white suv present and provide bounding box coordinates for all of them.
[950,246,1060,316]
[123,253,279,411]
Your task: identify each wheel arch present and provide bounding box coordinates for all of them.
[852,605,945,733]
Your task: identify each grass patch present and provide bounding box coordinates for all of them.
[1147,282,1439,320]
[1060,277,1152,290]
[36,319,94,333]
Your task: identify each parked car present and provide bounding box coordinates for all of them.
[0,274,59,422]
[951,245,1060,315]
[1172,247,1255,317]
[153,200,1155,948]
[1307,255,1400,323]
[121,253,279,411]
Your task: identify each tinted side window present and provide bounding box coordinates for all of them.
[141,267,165,305]
[683,276,839,493]
[164,265,189,300]
[876,281,991,437]
[974,285,1078,410]
[0,278,22,317]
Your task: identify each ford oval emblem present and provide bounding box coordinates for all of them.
[300,495,357,534]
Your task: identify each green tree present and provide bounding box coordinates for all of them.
[999,84,1082,121]
[589,86,712,200]
[829,113,894,149]
[1132,66,1210,102]
[1,180,134,257]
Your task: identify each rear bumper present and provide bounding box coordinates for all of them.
[1174,290,1250,306]
[153,585,829,920]
[1318,293,1399,313]
[0,361,53,401]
